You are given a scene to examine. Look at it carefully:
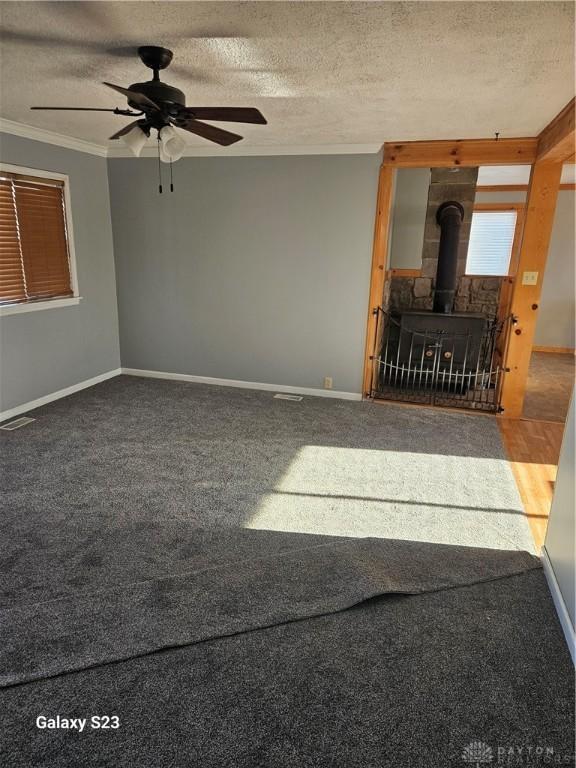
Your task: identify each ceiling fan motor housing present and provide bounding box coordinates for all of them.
[127,47,185,116]
[127,81,186,115]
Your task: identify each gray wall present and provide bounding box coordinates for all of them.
[108,154,380,393]
[534,190,575,349]
[389,168,429,269]
[545,394,575,631]
[0,133,120,412]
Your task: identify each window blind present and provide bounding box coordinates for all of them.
[465,210,517,276]
[0,172,73,305]
[0,179,26,303]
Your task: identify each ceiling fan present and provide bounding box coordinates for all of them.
[31,45,267,150]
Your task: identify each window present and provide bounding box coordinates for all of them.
[0,165,78,313]
[465,209,518,276]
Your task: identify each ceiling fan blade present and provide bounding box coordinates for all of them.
[31,106,124,112]
[103,82,160,111]
[109,121,147,141]
[178,107,267,125]
[176,119,243,146]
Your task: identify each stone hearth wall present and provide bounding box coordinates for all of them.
[389,275,503,319]
[454,276,503,316]
[388,167,504,321]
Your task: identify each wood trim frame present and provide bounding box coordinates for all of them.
[497,100,573,418]
[508,207,526,277]
[537,98,575,163]
[388,268,421,278]
[362,137,541,400]
[362,165,395,398]
[477,183,575,192]
[496,207,525,342]
[473,202,525,212]
[532,346,576,355]
[363,128,567,406]
[382,138,537,168]
[477,184,528,193]
[498,161,563,418]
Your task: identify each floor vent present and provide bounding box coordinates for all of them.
[0,416,36,431]
[273,394,303,402]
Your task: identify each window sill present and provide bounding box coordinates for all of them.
[0,296,82,316]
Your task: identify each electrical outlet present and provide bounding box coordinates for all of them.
[323,377,333,390]
[522,271,539,286]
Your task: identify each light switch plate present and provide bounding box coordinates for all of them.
[522,271,539,286]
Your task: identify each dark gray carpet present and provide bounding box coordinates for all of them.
[1,548,573,768]
[0,376,534,606]
[1,535,539,686]
[1,376,571,767]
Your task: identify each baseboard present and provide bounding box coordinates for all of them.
[121,368,362,401]
[0,368,122,423]
[541,546,575,665]
[532,345,576,355]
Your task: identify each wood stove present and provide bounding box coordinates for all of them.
[373,199,508,411]
[386,310,487,377]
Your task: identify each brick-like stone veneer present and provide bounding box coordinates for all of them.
[387,167,504,321]
[389,275,503,319]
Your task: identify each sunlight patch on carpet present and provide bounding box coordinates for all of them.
[245,445,533,550]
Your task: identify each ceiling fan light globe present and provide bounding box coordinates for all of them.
[120,126,148,157]
[159,125,186,162]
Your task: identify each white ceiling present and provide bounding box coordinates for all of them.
[0,1,574,151]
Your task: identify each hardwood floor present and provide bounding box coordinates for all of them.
[502,350,574,549]
[498,418,566,551]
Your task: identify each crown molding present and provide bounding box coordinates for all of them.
[106,142,383,158]
[0,118,108,157]
[0,118,382,158]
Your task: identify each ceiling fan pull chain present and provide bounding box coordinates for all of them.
[157,136,163,194]
[170,158,174,193]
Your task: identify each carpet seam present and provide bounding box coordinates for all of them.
[2,539,535,611]
[1,562,542,690]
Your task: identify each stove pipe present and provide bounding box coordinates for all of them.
[433,201,464,314]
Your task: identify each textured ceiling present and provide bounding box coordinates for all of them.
[0,1,574,149]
